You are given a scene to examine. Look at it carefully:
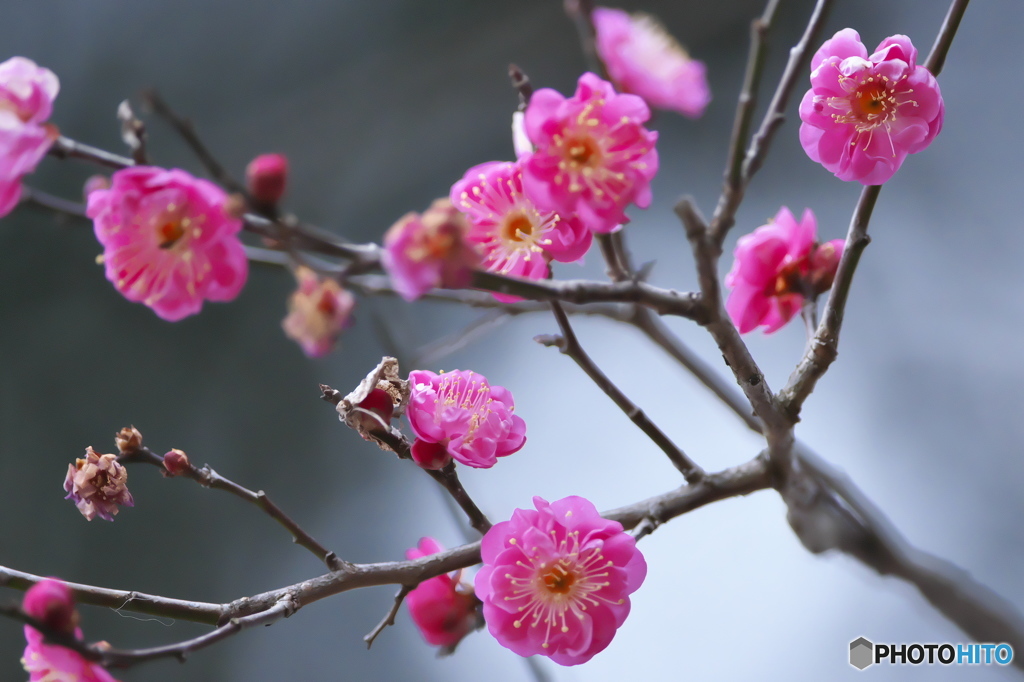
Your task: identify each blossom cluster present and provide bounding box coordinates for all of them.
[0,57,59,218]
[385,70,661,300]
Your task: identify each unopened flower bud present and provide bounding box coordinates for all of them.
[162,449,191,476]
[23,579,78,635]
[410,439,452,470]
[806,239,845,295]
[355,387,395,433]
[246,153,288,206]
[63,447,134,522]
[114,425,143,454]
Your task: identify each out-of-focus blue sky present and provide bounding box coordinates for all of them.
[1,1,1022,680]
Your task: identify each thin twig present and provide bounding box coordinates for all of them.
[538,301,705,483]
[118,446,348,573]
[709,0,834,248]
[0,457,769,626]
[508,63,533,108]
[412,310,513,367]
[363,585,414,649]
[563,0,608,78]
[143,90,245,195]
[472,270,706,320]
[98,596,296,667]
[424,464,492,535]
[48,136,134,170]
[21,187,88,218]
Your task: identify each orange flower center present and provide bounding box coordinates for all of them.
[501,212,535,244]
[542,564,577,594]
[158,221,185,249]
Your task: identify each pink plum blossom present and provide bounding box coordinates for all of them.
[474,495,647,666]
[451,161,591,301]
[21,579,120,682]
[521,72,658,233]
[23,579,77,635]
[281,266,356,357]
[799,29,943,185]
[405,537,479,648]
[382,198,481,301]
[64,447,135,522]
[593,7,710,118]
[0,56,60,217]
[725,207,844,334]
[406,369,526,469]
[87,166,248,321]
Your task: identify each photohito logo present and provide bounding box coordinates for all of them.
[849,637,1013,670]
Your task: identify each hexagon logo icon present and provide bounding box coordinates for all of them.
[850,637,874,670]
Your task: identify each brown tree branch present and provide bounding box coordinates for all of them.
[363,585,414,650]
[538,301,705,483]
[709,0,835,249]
[119,446,348,573]
[778,0,971,421]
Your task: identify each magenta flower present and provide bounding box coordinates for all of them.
[725,207,844,334]
[245,153,288,207]
[281,266,356,357]
[593,7,710,119]
[64,447,135,522]
[475,496,647,666]
[87,166,248,321]
[451,161,591,299]
[0,56,60,217]
[23,579,78,635]
[799,29,943,185]
[21,579,119,682]
[521,72,658,234]
[405,537,478,648]
[382,198,481,301]
[406,369,526,469]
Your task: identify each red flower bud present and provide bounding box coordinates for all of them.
[246,153,288,206]
[162,449,191,477]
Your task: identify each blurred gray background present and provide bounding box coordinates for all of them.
[1,0,1022,679]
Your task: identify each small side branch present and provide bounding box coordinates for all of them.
[143,90,246,195]
[709,0,834,248]
[363,585,414,649]
[538,301,705,483]
[49,136,133,170]
[99,595,296,668]
[119,446,348,573]
[424,465,492,535]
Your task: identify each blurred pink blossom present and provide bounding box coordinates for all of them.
[87,166,248,321]
[281,266,355,357]
[799,29,943,185]
[23,579,77,635]
[521,72,658,233]
[405,537,478,648]
[382,198,480,301]
[593,7,710,118]
[0,56,60,217]
[451,161,590,301]
[21,579,119,682]
[474,495,647,666]
[406,369,526,469]
[725,207,844,334]
[64,447,134,522]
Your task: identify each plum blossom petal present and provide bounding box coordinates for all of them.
[451,161,590,302]
[87,166,248,321]
[406,369,526,469]
[405,538,478,648]
[799,30,943,185]
[382,198,481,301]
[725,207,844,334]
[593,7,710,118]
[475,496,646,666]
[281,266,356,357]
[0,56,59,218]
[521,72,658,233]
